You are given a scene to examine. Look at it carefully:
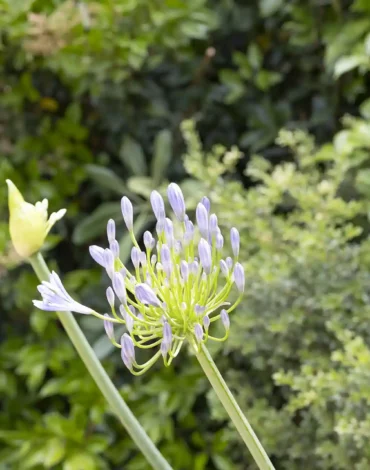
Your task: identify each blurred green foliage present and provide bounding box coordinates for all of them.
[1,0,370,469]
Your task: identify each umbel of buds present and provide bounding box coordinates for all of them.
[34,183,245,375]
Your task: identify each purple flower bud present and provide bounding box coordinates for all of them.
[221,309,230,330]
[103,314,114,340]
[104,249,115,279]
[112,272,127,304]
[139,251,147,267]
[121,333,135,368]
[195,304,205,316]
[135,283,161,307]
[209,214,218,236]
[230,228,240,257]
[201,196,211,213]
[184,220,194,246]
[203,315,210,330]
[196,203,209,239]
[164,218,174,247]
[121,196,133,231]
[167,183,186,221]
[107,219,116,243]
[161,340,170,357]
[174,240,182,255]
[163,322,172,345]
[233,262,245,293]
[131,247,141,269]
[143,231,155,250]
[198,238,212,274]
[120,305,135,332]
[180,260,189,281]
[110,239,120,258]
[189,260,199,275]
[226,257,233,270]
[89,245,106,267]
[194,323,204,342]
[150,190,165,220]
[151,254,157,265]
[220,259,229,276]
[106,287,115,308]
[156,216,165,234]
[161,244,172,277]
[216,234,224,250]
[120,267,127,278]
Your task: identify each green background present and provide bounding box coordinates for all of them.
[1,0,370,468]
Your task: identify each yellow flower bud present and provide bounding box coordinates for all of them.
[6,179,66,258]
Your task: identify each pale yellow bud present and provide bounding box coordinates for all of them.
[6,179,66,258]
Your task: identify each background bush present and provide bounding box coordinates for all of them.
[1,0,370,469]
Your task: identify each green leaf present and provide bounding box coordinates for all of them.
[127,176,153,198]
[260,0,283,16]
[63,453,97,470]
[334,55,367,77]
[72,203,122,245]
[151,129,172,186]
[119,136,147,176]
[85,164,127,194]
[44,438,66,468]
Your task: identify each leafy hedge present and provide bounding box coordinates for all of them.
[1,0,370,469]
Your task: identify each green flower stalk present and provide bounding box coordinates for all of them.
[34,183,245,375]
[33,182,275,470]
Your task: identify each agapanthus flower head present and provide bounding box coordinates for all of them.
[6,180,66,258]
[34,183,244,375]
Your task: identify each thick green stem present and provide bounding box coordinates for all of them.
[195,344,275,470]
[29,252,172,470]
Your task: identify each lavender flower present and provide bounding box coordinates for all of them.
[198,238,212,274]
[107,219,116,243]
[121,196,133,230]
[233,263,245,293]
[196,203,209,239]
[167,183,186,221]
[104,314,115,340]
[230,228,240,258]
[135,283,161,307]
[221,309,230,330]
[201,196,210,213]
[33,271,92,314]
[150,191,165,220]
[89,245,106,267]
[34,183,244,375]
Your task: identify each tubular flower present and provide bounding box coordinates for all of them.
[6,179,66,258]
[34,183,244,375]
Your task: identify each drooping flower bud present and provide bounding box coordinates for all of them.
[135,283,161,307]
[110,239,120,258]
[89,245,106,267]
[106,286,115,309]
[221,309,230,330]
[103,314,114,340]
[233,262,245,292]
[104,249,115,279]
[113,272,127,304]
[6,180,66,258]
